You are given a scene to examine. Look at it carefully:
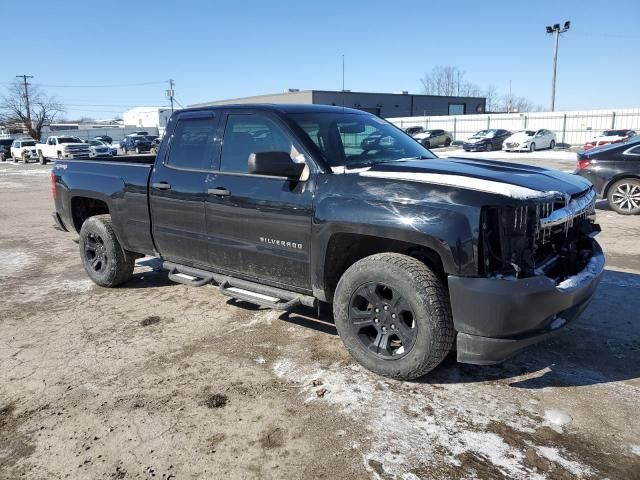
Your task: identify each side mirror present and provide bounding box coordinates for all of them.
[248,151,305,179]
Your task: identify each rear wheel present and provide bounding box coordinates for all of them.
[0,152,5,162]
[79,215,135,287]
[607,178,640,215]
[333,253,454,380]
[444,137,452,147]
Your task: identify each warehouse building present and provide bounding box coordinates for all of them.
[190,90,486,118]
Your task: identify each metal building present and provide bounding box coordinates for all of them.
[190,90,486,118]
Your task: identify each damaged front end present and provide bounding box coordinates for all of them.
[449,186,604,365]
[479,187,599,283]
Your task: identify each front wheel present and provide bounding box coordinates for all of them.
[485,143,493,152]
[444,138,452,147]
[529,143,536,152]
[22,152,29,164]
[79,215,135,287]
[550,140,556,150]
[39,151,47,164]
[333,253,455,380]
[608,178,640,215]
[422,140,431,149]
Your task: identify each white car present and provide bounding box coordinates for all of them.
[88,140,113,158]
[503,129,556,152]
[10,138,38,163]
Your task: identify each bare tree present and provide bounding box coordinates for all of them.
[420,65,482,97]
[0,81,64,140]
[483,84,500,112]
[499,93,543,113]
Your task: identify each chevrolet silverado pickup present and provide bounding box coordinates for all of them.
[37,135,91,164]
[51,104,604,380]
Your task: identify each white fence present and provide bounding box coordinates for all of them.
[388,108,640,146]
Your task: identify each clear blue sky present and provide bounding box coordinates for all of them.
[5,0,639,119]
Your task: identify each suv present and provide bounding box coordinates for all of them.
[10,138,38,163]
[120,135,153,154]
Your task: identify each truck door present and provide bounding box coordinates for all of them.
[149,111,220,267]
[204,110,314,290]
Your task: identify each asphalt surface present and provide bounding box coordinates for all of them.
[0,157,638,480]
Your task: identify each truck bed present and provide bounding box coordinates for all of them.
[53,157,156,255]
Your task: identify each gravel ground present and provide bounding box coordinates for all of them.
[0,160,638,480]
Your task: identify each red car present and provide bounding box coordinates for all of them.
[582,129,636,150]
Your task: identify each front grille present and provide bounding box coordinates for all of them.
[537,188,596,241]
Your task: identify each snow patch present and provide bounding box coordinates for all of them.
[630,445,640,456]
[0,249,38,278]
[358,170,550,199]
[556,252,604,292]
[272,358,557,479]
[543,409,573,432]
[536,446,595,477]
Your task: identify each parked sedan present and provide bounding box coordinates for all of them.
[120,135,153,154]
[462,129,511,152]
[88,140,113,158]
[575,136,640,214]
[503,129,556,152]
[413,129,453,148]
[582,129,636,150]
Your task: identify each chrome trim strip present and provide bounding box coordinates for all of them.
[540,189,596,229]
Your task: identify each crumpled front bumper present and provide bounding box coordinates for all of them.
[448,239,605,365]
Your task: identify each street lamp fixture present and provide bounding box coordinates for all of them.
[546,20,571,112]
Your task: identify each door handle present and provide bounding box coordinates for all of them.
[208,188,230,197]
[152,182,171,190]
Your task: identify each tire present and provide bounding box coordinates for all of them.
[57,152,63,160]
[422,140,431,149]
[485,143,492,152]
[79,215,135,287]
[13,153,17,163]
[444,138,452,147]
[550,140,556,150]
[0,152,5,162]
[529,143,536,152]
[22,152,29,164]
[607,178,640,215]
[333,253,455,380]
[38,151,46,165]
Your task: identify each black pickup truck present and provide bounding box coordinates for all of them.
[51,104,604,379]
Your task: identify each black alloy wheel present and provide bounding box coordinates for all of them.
[349,282,417,358]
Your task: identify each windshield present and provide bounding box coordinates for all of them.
[521,130,536,136]
[602,130,629,137]
[21,140,36,146]
[58,137,82,144]
[472,130,495,138]
[287,112,435,168]
[90,140,105,146]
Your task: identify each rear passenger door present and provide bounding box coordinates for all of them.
[204,109,314,290]
[149,111,220,267]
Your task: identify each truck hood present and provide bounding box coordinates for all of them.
[351,157,592,199]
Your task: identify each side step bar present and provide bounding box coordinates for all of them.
[163,262,316,311]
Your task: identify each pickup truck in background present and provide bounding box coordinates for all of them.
[51,104,604,380]
[37,135,91,164]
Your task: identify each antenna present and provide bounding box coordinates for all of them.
[341,54,345,110]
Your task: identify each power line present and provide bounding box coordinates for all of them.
[35,80,169,88]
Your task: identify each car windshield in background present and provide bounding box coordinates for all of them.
[523,130,536,136]
[90,141,104,146]
[21,141,36,146]
[474,130,495,138]
[58,137,82,144]
[602,130,629,136]
[287,112,435,168]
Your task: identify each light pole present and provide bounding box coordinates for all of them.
[546,21,570,112]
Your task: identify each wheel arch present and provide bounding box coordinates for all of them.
[319,232,450,303]
[70,196,110,233]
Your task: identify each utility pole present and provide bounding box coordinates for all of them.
[16,74,34,128]
[166,79,175,113]
[546,21,570,112]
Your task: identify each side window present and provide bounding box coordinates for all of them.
[627,146,640,155]
[220,113,299,174]
[166,116,218,170]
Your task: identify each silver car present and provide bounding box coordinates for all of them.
[413,129,453,148]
